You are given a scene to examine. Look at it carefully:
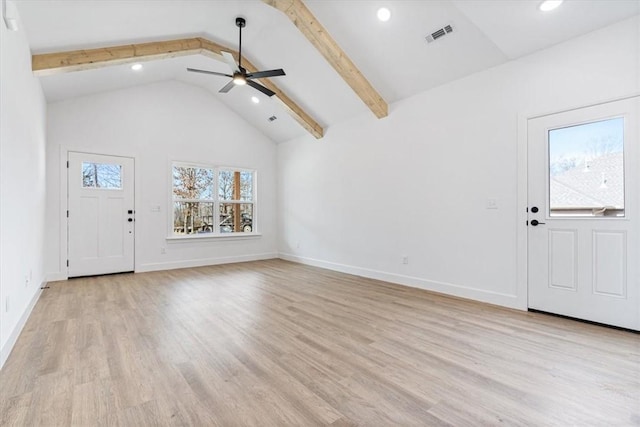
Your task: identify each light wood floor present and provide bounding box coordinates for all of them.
[1,259,638,426]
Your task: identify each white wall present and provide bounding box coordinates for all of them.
[0,6,48,367]
[277,16,640,309]
[45,81,278,279]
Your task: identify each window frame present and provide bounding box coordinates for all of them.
[169,161,258,239]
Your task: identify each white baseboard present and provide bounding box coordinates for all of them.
[279,253,526,310]
[46,272,67,282]
[0,283,44,370]
[136,252,279,273]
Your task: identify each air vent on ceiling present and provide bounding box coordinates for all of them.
[425,24,454,43]
[268,115,278,122]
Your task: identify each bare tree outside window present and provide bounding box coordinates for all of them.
[218,170,234,200]
[82,162,122,189]
[173,166,214,235]
[240,171,253,201]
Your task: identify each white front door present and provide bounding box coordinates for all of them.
[527,97,639,330]
[68,152,135,277]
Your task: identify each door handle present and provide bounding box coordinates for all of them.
[530,219,545,226]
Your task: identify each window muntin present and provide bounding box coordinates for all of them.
[82,162,122,189]
[548,117,624,217]
[172,163,255,236]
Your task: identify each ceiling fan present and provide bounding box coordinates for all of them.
[187,17,285,97]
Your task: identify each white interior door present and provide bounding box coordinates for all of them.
[527,97,639,330]
[68,152,135,277]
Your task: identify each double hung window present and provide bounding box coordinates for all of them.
[172,163,255,236]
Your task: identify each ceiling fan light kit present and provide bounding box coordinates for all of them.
[187,16,285,97]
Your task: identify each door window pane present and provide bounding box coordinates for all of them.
[82,162,122,189]
[548,117,624,217]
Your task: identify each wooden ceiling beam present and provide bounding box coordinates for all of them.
[31,37,324,139]
[32,38,205,76]
[263,0,388,119]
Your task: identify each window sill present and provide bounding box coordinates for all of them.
[166,233,262,242]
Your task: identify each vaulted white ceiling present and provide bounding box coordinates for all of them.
[14,0,640,142]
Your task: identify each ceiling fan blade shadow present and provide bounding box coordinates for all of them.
[247,69,286,79]
[219,80,236,93]
[246,80,276,97]
[187,68,232,78]
[221,51,240,73]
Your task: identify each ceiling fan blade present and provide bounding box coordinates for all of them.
[246,80,276,97]
[246,69,286,79]
[219,80,236,93]
[187,68,232,78]
[221,51,240,73]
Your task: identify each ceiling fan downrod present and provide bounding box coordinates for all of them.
[236,17,245,71]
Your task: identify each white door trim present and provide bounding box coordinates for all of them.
[57,146,141,280]
[516,93,640,313]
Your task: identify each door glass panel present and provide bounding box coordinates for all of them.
[82,162,122,189]
[548,117,624,217]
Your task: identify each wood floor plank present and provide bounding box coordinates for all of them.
[1,259,638,426]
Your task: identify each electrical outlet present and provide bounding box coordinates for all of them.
[5,297,9,313]
[486,198,498,209]
[25,274,29,287]
[296,242,300,249]
[402,256,409,265]
[160,247,166,254]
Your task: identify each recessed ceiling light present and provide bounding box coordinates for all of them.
[377,7,391,22]
[131,63,143,71]
[539,0,563,12]
[251,96,260,104]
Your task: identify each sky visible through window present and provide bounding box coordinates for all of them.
[548,117,624,212]
[549,117,623,173]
